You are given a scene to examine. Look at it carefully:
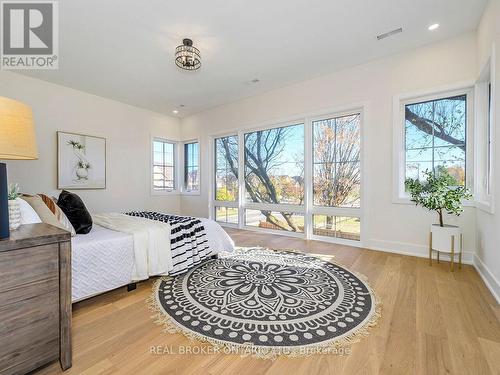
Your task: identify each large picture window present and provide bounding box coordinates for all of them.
[244,124,304,205]
[404,94,467,185]
[212,112,362,243]
[313,114,360,208]
[214,135,239,225]
[215,135,238,202]
[243,123,304,233]
[153,139,175,191]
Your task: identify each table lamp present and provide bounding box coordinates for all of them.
[0,97,38,239]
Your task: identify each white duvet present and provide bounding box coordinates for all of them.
[93,213,173,280]
[91,213,235,281]
[72,213,234,301]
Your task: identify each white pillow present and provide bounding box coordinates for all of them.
[18,198,42,224]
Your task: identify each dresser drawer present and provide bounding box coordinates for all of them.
[0,224,72,374]
[0,244,59,293]
[0,289,59,375]
[0,244,60,375]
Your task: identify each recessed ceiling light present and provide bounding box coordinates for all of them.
[428,23,440,31]
[172,110,179,114]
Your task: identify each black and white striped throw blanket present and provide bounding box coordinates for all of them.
[125,211,211,276]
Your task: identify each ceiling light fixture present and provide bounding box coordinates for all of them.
[172,110,179,114]
[175,38,201,71]
[428,23,440,31]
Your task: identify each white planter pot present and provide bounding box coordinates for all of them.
[76,167,89,180]
[8,199,21,230]
[430,224,462,253]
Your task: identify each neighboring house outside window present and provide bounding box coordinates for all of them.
[152,138,176,192]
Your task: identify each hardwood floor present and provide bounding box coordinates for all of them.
[36,228,500,375]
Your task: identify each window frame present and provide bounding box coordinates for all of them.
[211,133,240,228]
[209,106,365,247]
[213,134,239,204]
[181,139,201,195]
[393,86,474,204]
[474,48,496,213]
[243,121,306,207]
[150,137,179,196]
[309,109,363,244]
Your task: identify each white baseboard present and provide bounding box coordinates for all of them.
[367,238,474,264]
[473,254,500,304]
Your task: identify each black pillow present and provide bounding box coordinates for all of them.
[57,190,92,234]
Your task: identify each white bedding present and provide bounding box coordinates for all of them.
[71,216,234,302]
[93,213,173,280]
[72,224,135,302]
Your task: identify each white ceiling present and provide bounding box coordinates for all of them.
[21,0,487,117]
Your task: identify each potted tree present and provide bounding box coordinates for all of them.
[405,168,472,260]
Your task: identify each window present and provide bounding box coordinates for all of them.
[242,123,304,233]
[215,135,238,202]
[211,111,363,243]
[245,210,304,233]
[184,141,199,192]
[152,139,175,191]
[313,215,360,241]
[310,112,362,241]
[313,114,361,208]
[214,135,239,225]
[487,83,492,194]
[475,61,493,209]
[244,124,304,205]
[215,206,239,224]
[404,94,467,185]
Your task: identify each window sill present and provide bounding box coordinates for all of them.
[393,196,478,208]
[151,190,179,196]
[475,200,495,214]
[181,191,201,196]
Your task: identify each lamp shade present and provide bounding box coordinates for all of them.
[0,97,38,160]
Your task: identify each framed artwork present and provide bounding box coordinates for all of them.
[57,131,106,189]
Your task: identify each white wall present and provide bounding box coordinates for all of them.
[475,0,500,301]
[0,72,182,214]
[180,33,478,261]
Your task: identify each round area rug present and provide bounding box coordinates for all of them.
[149,247,380,358]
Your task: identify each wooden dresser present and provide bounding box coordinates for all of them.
[0,223,72,374]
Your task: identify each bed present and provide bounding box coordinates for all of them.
[71,216,234,302]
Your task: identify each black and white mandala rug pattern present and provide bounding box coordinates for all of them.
[149,247,381,358]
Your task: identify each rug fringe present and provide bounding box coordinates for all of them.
[147,248,382,360]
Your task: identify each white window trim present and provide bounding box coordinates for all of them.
[474,45,496,214]
[392,83,475,204]
[180,138,201,196]
[150,136,180,196]
[208,104,366,246]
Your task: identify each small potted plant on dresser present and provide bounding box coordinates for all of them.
[405,168,472,270]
